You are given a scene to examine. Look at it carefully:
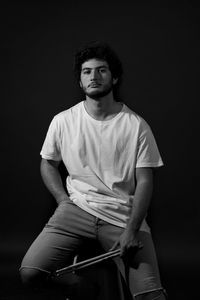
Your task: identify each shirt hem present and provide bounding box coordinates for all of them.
[40,153,61,161]
[71,199,150,233]
[136,162,164,168]
[72,199,126,228]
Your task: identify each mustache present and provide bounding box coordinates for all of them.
[88,82,101,87]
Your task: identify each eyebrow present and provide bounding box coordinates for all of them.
[81,65,109,71]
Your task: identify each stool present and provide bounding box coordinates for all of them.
[52,242,129,300]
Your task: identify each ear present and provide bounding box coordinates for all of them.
[79,81,83,88]
[112,78,118,85]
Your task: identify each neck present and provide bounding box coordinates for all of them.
[84,93,122,121]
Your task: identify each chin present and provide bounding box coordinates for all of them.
[87,92,105,99]
[85,88,113,99]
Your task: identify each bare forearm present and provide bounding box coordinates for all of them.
[112,168,154,255]
[127,169,153,233]
[40,158,69,204]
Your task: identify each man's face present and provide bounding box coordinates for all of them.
[79,59,117,99]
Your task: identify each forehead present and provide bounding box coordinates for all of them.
[81,59,109,69]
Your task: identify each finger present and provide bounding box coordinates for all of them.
[109,240,120,251]
[138,241,143,249]
[121,242,143,259]
[120,246,127,257]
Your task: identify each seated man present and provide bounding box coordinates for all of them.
[20,41,166,299]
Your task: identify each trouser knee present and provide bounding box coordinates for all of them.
[20,267,48,288]
[135,289,167,300]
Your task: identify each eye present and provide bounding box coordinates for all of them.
[82,69,91,75]
[99,68,107,73]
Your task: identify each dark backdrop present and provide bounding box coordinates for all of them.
[1,1,200,299]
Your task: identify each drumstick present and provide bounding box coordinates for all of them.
[53,248,121,277]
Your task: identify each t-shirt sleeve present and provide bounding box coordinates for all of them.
[40,116,62,161]
[136,119,164,168]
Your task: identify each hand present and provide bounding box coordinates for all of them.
[119,228,143,259]
[110,228,143,262]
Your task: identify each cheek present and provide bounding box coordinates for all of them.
[80,77,88,88]
[79,80,85,89]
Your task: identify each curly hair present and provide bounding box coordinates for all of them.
[74,41,123,88]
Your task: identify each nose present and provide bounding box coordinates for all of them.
[90,69,100,81]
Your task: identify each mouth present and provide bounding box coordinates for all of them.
[89,83,101,88]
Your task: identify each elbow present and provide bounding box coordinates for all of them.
[40,158,47,178]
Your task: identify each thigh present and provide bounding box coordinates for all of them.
[20,226,84,273]
[97,220,126,279]
[97,220,124,250]
[128,231,162,296]
[97,223,162,297]
[20,201,97,273]
[47,200,97,239]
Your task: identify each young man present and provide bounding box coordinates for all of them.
[20,41,167,299]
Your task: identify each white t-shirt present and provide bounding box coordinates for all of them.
[40,101,163,231]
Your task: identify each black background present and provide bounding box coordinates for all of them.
[1,1,200,299]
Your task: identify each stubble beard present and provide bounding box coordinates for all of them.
[82,82,114,100]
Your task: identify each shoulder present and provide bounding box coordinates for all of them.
[53,101,83,123]
[122,104,150,130]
